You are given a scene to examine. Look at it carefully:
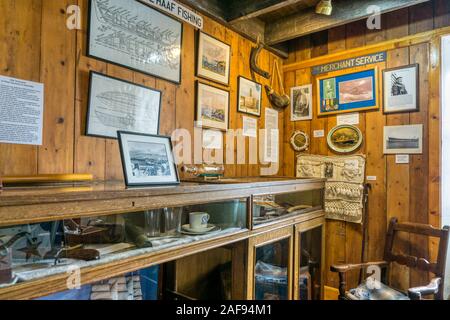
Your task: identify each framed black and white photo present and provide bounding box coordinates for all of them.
[118,132,179,187]
[383,64,419,114]
[87,0,183,84]
[196,32,231,86]
[86,72,161,139]
[196,82,229,131]
[291,84,312,121]
[238,76,262,117]
[383,124,423,154]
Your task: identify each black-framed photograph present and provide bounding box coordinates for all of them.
[196,81,230,131]
[86,72,161,139]
[118,131,180,187]
[383,64,419,114]
[87,0,183,84]
[196,31,231,86]
[238,76,262,117]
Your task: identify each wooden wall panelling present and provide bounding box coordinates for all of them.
[408,1,435,35]
[434,0,450,28]
[0,0,42,176]
[74,0,106,180]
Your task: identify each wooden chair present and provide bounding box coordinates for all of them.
[330,217,450,300]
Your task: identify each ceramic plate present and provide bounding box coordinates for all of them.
[181,224,219,235]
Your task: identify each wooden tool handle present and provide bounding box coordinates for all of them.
[2,174,93,184]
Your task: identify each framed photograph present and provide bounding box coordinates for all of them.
[327,124,363,154]
[86,72,161,139]
[383,124,423,154]
[118,131,180,187]
[196,82,229,131]
[196,32,231,86]
[238,76,262,117]
[383,64,419,114]
[291,84,312,121]
[317,66,378,116]
[87,0,183,84]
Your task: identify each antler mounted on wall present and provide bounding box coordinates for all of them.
[250,37,271,79]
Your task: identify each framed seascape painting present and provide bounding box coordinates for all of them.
[238,76,262,117]
[196,82,230,131]
[87,0,183,84]
[86,72,161,139]
[118,132,180,187]
[317,66,378,116]
[383,124,423,154]
[383,64,419,114]
[291,84,312,121]
[196,32,231,86]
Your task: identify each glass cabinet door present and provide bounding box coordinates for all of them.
[294,220,324,300]
[247,226,293,300]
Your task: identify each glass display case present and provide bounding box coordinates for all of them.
[0,199,247,289]
[252,188,323,226]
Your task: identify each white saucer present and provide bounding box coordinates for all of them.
[181,224,217,234]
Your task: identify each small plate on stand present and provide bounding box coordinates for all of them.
[181,224,220,235]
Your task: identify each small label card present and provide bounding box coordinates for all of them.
[337,113,359,126]
[396,154,410,164]
[313,130,325,138]
[366,176,377,181]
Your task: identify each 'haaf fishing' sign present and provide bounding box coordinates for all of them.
[312,52,387,75]
[140,0,203,29]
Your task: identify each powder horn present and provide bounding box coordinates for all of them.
[265,60,290,109]
[250,37,271,79]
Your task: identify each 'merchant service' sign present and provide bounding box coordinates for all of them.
[312,52,387,75]
[140,0,203,29]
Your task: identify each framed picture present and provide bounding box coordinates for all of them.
[327,125,363,154]
[86,72,162,139]
[317,66,378,116]
[383,64,419,114]
[196,82,230,131]
[291,84,312,121]
[383,124,423,154]
[196,32,231,86]
[87,0,183,84]
[238,76,262,117]
[118,131,179,187]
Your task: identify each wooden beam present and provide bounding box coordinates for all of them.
[265,0,431,45]
[228,0,308,23]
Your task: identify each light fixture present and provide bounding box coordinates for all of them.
[316,0,333,16]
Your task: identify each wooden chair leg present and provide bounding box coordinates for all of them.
[338,272,347,299]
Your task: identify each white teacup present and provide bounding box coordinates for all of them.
[189,212,210,230]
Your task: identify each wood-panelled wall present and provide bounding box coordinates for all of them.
[0,0,284,179]
[283,0,450,291]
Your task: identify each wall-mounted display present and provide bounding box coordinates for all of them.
[86,72,161,139]
[196,82,229,131]
[196,32,230,86]
[383,64,419,114]
[238,76,262,117]
[317,66,378,116]
[383,124,423,154]
[118,132,179,187]
[87,0,183,84]
[290,131,309,152]
[327,125,363,154]
[291,84,312,121]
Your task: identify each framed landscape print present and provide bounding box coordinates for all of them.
[327,124,363,154]
[383,124,423,154]
[383,64,419,114]
[87,0,183,84]
[317,66,378,116]
[86,72,161,139]
[196,32,231,86]
[118,132,179,187]
[196,82,229,131]
[291,84,312,121]
[238,76,262,117]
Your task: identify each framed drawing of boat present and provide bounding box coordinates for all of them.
[383,124,423,154]
[196,81,230,131]
[87,0,183,84]
[327,124,363,154]
[238,76,262,117]
[86,72,162,139]
[316,66,379,116]
[196,31,231,86]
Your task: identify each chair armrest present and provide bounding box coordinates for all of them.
[330,261,388,273]
[407,278,441,300]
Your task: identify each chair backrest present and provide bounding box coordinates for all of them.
[383,217,450,298]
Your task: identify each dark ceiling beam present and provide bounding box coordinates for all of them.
[265,0,431,45]
[227,0,308,23]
